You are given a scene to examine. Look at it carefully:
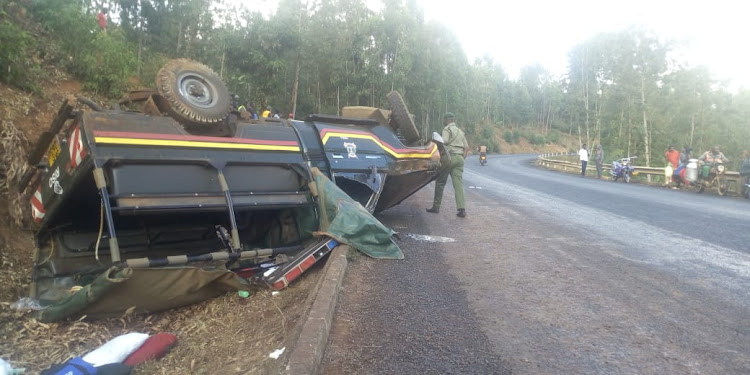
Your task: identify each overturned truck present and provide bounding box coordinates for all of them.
[20,59,443,308]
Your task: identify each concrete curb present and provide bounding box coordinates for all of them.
[285,244,349,375]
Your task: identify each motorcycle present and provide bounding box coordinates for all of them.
[610,156,637,183]
[479,153,487,166]
[685,159,728,195]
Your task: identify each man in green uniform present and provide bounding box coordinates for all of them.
[427,112,469,218]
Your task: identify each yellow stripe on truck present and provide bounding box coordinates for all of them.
[321,132,436,159]
[95,137,301,152]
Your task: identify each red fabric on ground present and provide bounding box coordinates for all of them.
[123,332,177,366]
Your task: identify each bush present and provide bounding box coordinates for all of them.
[530,134,546,145]
[0,20,40,91]
[76,30,139,96]
[30,0,137,97]
[546,130,560,143]
[503,130,520,144]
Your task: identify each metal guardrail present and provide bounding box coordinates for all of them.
[537,155,744,194]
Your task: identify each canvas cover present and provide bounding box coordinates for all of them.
[311,168,404,259]
[38,266,248,322]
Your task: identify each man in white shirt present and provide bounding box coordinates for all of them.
[578,144,589,177]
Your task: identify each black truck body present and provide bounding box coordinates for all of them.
[24,91,441,300]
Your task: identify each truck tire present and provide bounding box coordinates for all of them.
[156,59,232,127]
[386,91,420,145]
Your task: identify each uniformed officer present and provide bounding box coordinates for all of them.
[427,112,469,218]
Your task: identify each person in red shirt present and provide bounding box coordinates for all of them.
[664,145,680,187]
[97,8,107,30]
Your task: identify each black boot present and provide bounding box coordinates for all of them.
[426,207,439,213]
[457,208,466,218]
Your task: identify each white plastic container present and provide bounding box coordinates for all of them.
[686,158,699,182]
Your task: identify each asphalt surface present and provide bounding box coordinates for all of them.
[320,154,750,374]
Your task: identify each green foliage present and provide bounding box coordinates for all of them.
[503,130,520,144]
[76,31,139,96]
[547,129,561,144]
[0,20,39,91]
[29,0,137,96]
[529,134,546,145]
[3,0,747,165]
[137,54,172,88]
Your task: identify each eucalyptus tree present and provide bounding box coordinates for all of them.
[659,66,714,153]
[606,29,671,166]
[118,0,215,57]
[567,29,673,165]
[412,20,469,133]
[566,40,597,149]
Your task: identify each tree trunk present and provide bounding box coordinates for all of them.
[219,43,225,78]
[291,55,300,118]
[627,117,632,157]
[690,112,696,147]
[582,50,591,148]
[640,76,651,169]
[176,20,183,54]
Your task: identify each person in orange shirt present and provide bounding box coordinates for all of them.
[664,145,680,187]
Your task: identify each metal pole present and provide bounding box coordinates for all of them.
[93,167,120,262]
[217,170,241,251]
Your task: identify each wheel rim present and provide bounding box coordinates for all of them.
[178,73,217,109]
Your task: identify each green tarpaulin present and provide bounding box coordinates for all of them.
[311,168,403,259]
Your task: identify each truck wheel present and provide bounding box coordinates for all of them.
[386,91,420,145]
[156,59,232,127]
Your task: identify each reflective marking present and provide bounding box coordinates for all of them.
[405,233,456,243]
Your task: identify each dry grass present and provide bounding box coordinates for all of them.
[0,120,30,227]
[0,265,322,374]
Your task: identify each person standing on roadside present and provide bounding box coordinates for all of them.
[97,8,107,31]
[594,144,604,179]
[427,112,469,218]
[740,150,750,196]
[674,146,692,186]
[664,145,680,187]
[578,144,589,177]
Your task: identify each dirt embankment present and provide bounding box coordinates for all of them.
[0,72,81,304]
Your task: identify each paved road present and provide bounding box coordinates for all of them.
[321,154,750,374]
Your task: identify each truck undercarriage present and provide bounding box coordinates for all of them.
[19,59,443,315]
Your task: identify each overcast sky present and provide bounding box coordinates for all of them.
[233,0,749,90]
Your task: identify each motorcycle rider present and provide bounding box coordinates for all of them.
[698,145,728,178]
[477,145,487,165]
[699,145,728,164]
[698,145,729,186]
